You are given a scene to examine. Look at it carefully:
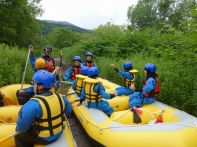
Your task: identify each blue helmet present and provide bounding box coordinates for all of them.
[73,56,81,62]
[44,45,52,52]
[32,70,54,89]
[86,52,93,57]
[123,61,133,70]
[145,63,156,73]
[88,67,99,77]
[80,66,89,75]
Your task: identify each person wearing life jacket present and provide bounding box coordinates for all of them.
[72,66,89,97]
[129,63,160,109]
[64,56,82,82]
[29,45,60,91]
[15,70,72,147]
[80,67,115,116]
[111,61,138,96]
[82,52,97,68]
[16,58,47,105]
[29,45,56,73]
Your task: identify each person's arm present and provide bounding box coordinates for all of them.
[80,88,86,103]
[24,86,34,93]
[96,84,114,99]
[64,67,72,82]
[62,96,72,116]
[30,54,37,72]
[119,71,133,79]
[16,100,42,132]
[142,78,156,95]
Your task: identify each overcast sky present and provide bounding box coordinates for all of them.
[37,0,138,29]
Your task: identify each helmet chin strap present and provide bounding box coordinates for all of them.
[35,84,39,95]
[35,84,45,95]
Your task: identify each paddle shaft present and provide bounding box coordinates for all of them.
[21,47,31,90]
[0,131,20,143]
[59,51,63,81]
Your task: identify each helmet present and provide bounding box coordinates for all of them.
[123,62,133,70]
[80,66,89,75]
[44,45,52,52]
[86,52,93,57]
[145,63,156,73]
[73,56,81,62]
[35,58,46,69]
[32,70,55,89]
[88,67,99,77]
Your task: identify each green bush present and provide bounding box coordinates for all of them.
[0,44,34,86]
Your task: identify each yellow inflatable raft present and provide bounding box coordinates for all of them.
[0,84,31,105]
[0,106,76,147]
[0,85,76,147]
[66,78,197,147]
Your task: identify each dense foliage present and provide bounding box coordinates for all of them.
[0,0,196,116]
[0,44,33,86]
[0,0,42,47]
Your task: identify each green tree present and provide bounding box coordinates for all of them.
[128,0,197,31]
[0,0,42,47]
[47,28,80,49]
[127,0,158,29]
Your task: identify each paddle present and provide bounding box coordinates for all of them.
[21,45,31,90]
[59,81,72,95]
[155,110,165,124]
[131,107,143,124]
[59,51,63,81]
[0,131,20,143]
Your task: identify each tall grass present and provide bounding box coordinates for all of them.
[0,44,34,86]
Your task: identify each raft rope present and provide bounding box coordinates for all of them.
[74,104,197,133]
[112,108,164,121]
[112,110,131,121]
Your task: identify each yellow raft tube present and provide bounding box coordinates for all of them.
[0,85,76,147]
[66,77,197,147]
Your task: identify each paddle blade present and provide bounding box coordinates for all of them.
[133,110,142,124]
[155,115,163,124]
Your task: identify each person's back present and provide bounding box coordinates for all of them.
[15,70,72,147]
[80,67,115,116]
[16,58,47,105]
[72,66,89,97]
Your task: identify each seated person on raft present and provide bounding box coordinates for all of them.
[15,70,72,147]
[111,61,138,96]
[129,63,160,110]
[79,67,115,117]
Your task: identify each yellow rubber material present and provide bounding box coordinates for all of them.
[66,78,197,147]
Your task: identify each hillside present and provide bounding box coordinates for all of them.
[38,20,90,35]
